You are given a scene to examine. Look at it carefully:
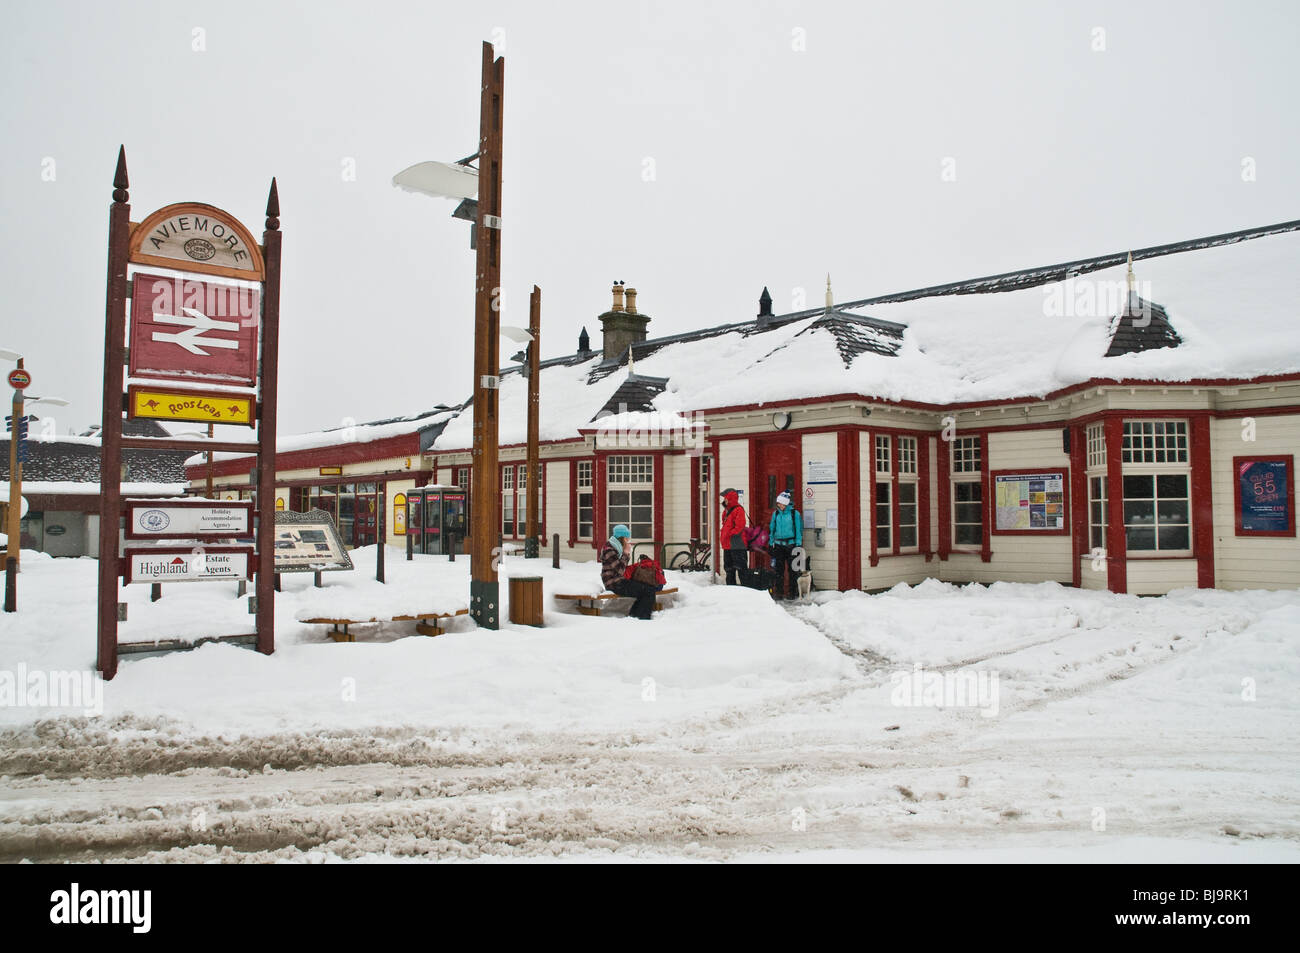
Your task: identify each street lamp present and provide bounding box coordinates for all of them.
[391,40,505,629]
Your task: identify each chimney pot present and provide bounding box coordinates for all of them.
[625,288,638,314]
[611,282,625,312]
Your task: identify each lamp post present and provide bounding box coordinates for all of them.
[392,41,506,628]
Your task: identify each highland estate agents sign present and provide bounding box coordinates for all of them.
[124,548,253,584]
[124,500,253,540]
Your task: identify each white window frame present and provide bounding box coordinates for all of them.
[1120,419,1192,556]
[576,460,594,540]
[607,455,654,541]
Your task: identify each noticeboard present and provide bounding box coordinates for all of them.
[272,509,354,573]
[1235,456,1294,536]
[124,499,252,540]
[993,470,1068,533]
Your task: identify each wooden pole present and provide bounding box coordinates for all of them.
[525,285,541,557]
[255,179,282,656]
[205,422,214,497]
[97,146,130,680]
[469,42,504,629]
[376,482,385,583]
[6,363,21,571]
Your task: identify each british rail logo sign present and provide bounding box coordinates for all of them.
[129,273,259,386]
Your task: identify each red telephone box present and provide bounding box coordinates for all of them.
[406,485,469,554]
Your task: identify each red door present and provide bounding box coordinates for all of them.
[751,436,802,569]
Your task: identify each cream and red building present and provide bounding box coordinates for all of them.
[189,221,1300,594]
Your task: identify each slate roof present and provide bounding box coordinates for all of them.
[592,373,670,420]
[1105,294,1182,357]
[0,436,189,484]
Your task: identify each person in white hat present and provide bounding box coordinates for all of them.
[767,490,803,600]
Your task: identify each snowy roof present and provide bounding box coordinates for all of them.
[227,219,1300,460]
[1,433,189,485]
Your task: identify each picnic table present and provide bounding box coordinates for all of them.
[552,588,679,617]
[300,608,469,642]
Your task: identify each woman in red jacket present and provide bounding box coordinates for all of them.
[719,487,748,585]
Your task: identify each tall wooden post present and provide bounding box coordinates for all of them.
[6,359,23,571]
[97,146,130,679]
[469,42,504,628]
[256,180,282,654]
[525,284,541,558]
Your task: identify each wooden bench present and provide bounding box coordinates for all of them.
[553,588,679,617]
[300,608,470,642]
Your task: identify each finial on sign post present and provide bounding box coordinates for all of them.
[112,145,129,204]
[1126,251,1134,295]
[825,273,833,310]
[265,177,280,231]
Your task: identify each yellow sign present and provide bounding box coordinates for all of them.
[393,493,407,535]
[275,497,286,511]
[129,386,253,426]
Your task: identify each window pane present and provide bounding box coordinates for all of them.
[876,481,890,504]
[1157,474,1188,498]
[900,526,917,548]
[631,490,652,506]
[955,503,981,523]
[1157,501,1188,523]
[1090,527,1104,549]
[1126,526,1155,550]
[1158,526,1190,550]
[899,483,916,504]
[1123,475,1153,499]
[876,527,890,548]
[955,524,982,546]
[1124,500,1154,523]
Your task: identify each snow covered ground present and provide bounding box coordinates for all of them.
[1,547,1297,863]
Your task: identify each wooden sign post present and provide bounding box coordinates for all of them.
[96,147,282,679]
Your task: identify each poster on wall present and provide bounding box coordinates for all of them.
[995,472,1066,531]
[1236,457,1293,535]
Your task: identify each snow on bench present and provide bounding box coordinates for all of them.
[552,588,679,617]
[299,608,469,642]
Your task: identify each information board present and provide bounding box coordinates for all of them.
[272,509,354,573]
[995,472,1066,531]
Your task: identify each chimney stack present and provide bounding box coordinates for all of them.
[578,326,591,355]
[597,279,651,360]
[757,286,773,323]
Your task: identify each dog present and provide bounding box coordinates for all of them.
[796,571,813,599]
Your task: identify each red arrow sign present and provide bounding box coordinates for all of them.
[130,273,259,386]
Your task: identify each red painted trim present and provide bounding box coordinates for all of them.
[987,466,1071,536]
[1190,417,1216,586]
[838,429,861,589]
[688,374,1300,419]
[1232,454,1295,538]
[918,435,932,561]
[653,454,665,552]
[567,459,578,547]
[1213,406,1300,419]
[867,430,879,568]
[979,433,992,562]
[936,437,951,559]
[1068,425,1087,587]
[593,450,607,551]
[1104,416,1127,593]
[690,455,701,541]
[189,431,422,480]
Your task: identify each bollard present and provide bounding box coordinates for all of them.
[237,580,247,598]
[150,583,162,603]
[552,533,560,569]
[274,573,281,592]
[314,570,322,588]
[3,556,15,613]
[376,539,385,584]
[406,532,413,561]
[448,533,456,562]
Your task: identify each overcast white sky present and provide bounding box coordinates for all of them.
[1,0,1296,435]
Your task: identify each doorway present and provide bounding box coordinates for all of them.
[751,435,801,570]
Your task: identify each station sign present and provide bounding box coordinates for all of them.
[123,547,253,584]
[130,273,260,386]
[124,499,253,540]
[127,203,265,281]
[128,384,254,426]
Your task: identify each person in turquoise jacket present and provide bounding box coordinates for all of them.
[768,491,803,600]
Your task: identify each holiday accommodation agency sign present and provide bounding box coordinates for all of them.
[124,547,253,584]
[124,500,253,540]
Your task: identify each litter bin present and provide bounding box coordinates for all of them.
[508,575,544,627]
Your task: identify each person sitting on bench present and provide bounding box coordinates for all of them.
[599,524,658,621]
